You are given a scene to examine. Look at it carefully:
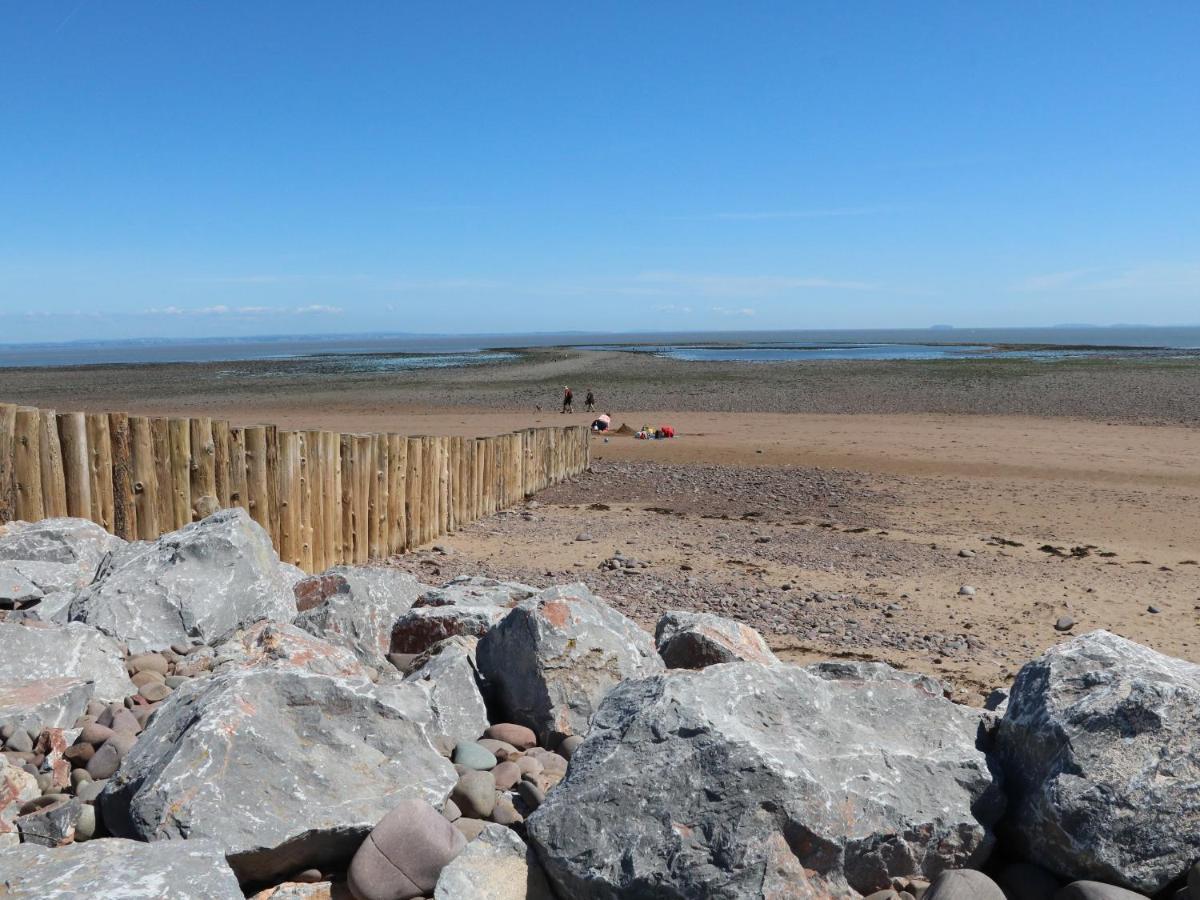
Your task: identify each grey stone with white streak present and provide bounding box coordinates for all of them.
[0,517,125,573]
[998,630,1200,895]
[476,584,663,744]
[0,676,94,731]
[99,663,456,885]
[434,822,555,900]
[294,565,427,667]
[390,576,536,655]
[68,507,296,653]
[404,635,490,746]
[654,610,780,668]
[0,621,134,700]
[0,838,243,899]
[527,661,1004,899]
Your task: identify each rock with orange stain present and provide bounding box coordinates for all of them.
[212,620,371,682]
[98,663,456,886]
[0,676,94,731]
[527,661,1003,899]
[67,508,297,654]
[0,620,134,701]
[389,576,535,656]
[476,584,662,746]
[294,566,427,668]
[654,610,780,669]
[0,756,40,846]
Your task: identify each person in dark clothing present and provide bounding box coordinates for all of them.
[585,389,595,412]
[562,386,573,413]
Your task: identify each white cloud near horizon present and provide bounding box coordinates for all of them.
[143,304,343,316]
[1015,262,1200,295]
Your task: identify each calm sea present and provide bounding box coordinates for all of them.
[1,327,1198,369]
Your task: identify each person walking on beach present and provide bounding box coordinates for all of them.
[562,386,573,413]
[585,388,595,412]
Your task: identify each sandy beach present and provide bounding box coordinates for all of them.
[3,348,1198,700]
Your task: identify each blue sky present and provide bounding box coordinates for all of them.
[2,1,1198,342]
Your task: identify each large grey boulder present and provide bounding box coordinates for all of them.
[0,621,133,700]
[100,664,457,884]
[655,610,780,668]
[294,565,426,667]
[0,676,93,731]
[476,584,662,744]
[0,838,243,898]
[434,822,555,900]
[391,576,535,655]
[68,508,296,653]
[404,636,490,745]
[211,619,373,683]
[998,630,1200,894]
[0,517,124,571]
[527,662,1004,898]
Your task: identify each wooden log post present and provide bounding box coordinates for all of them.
[265,425,280,543]
[319,432,339,567]
[150,418,174,531]
[437,436,450,536]
[368,433,388,560]
[212,420,232,509]
[189,417,216,520]
[244,425,271,534]
[0,403,16,523]
[57,412,92,521]
[276,430,301,567]
[228,426,247,511]
[452,436,465,531]
[405,437,422,550]
[305,430,322,572]
[339,434,355,564]
[13,408,44,522]
[297,431,314,572]
[129,415,159,541]
[108,412,136,540]
[86,413,114,531]
[387,434,406,554]
[38,409,68,519]
[167,418,192,531]
[353,435,371,564]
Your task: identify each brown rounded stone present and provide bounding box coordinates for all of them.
[346,799,466,900]
[491,761,521,791]
[483,723,537,750]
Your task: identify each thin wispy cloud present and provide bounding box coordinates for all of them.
[1015,263,1200,295]
[634,271,877,296]
[144,305,343,317]
[712,306,756,317]
[670,207,889,222]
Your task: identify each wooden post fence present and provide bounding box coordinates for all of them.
[0,401,590,573]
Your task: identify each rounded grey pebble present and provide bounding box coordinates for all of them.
[516,779,545,809]
[926,870,1004,900]
[74,803,97,841]
[558,735,584,759]
[76,779,107,803]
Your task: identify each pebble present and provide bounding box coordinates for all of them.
[450,770,496,818]
[74,802,97,841]
[346,799,466,900]
[1055,882,1150,900]
[164,675,191,689]
[958,549,975,558]
[86,733,138,780]
[130,670,165,688]
[128,653,169,676]
[76,779,106,803]
[483,723,537,750]
[64,743,95,766]
[516,779,545,810]
[109,709,142,735]
[575,533,593,542]
[490,794,523,826]
[1147,605,1161,614]
[139,682,173,703]
[925,870,1005,900]
[441,798,461,822]
[491,761,521,791]
[1054,616,1075,632]
[558,735,584,759]
[958,585,976,597]
[476,738,518,759]
[451,742,497,772]
[79,723,115,747]
[5,730,33,753]
[515,756,543,777]
[454,817,487,841]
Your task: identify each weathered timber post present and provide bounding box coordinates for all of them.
[228,426,247,511]
[339,434,355,565]
[86,413,114,531]
[108,412,136,540]
[167,418,192,530]
[276,430,301,567]
[188,417,216,519]
[57,412,92,521]
[129,415,159,541]
[212,420,232,509]
[38,409,68,519]
[13,408,44,522]
[150,418,174,531]
[387,434,406,555]
[405,437,422,550]
[0,403,15,523]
